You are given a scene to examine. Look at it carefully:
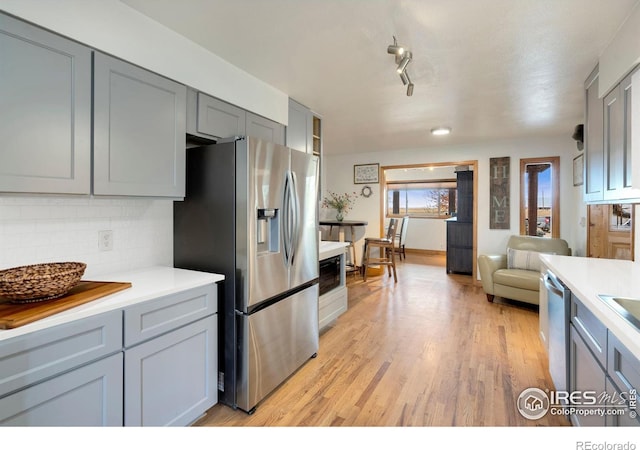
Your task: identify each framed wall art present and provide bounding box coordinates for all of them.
[354,163,379,184]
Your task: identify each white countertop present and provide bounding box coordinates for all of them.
[540,254,640,357]
[319,240,349,260]
[0,266,224,342]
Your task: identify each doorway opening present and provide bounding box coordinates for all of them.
[381,160,478,283]
[519,156,560,238]
[587,204,634,260]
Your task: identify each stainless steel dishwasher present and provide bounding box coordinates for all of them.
[544,269,571,394]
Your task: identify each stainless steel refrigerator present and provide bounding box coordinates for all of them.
[174,136,319,413]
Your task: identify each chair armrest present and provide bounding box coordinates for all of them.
[477,254,507,295]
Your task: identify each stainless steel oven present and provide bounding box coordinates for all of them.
[319,255,341,296]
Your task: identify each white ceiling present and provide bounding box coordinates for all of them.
[120,0,638,155]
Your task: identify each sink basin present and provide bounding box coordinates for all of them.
[598,294,640,330]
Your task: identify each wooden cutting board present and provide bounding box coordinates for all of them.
[0,281,132,329]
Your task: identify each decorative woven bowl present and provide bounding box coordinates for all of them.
[0,262,87,303]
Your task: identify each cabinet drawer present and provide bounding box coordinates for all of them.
[0,352,123,426]
[607,331,640,396]
[571,293,607,368]
[124,283,217,347]
[0,310,122,398]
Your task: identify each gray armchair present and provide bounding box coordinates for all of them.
[478,235,571,305]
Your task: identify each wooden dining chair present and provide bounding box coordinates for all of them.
[362,218,399,282]
[393,215,410,260]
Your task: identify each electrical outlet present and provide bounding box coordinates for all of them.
[98,230,113,251]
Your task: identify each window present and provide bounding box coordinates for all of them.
[520,156,560,238]
[386,180,456,218]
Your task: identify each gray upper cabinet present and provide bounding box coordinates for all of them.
[93,52,187,198]
[603,71,634,200]
[246,111,285,145]
[584,66,604,202]
[286,98,313,153]
[189,89,246,140]
[0,13,91,194]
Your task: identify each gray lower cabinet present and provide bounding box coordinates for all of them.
[124,315,218,426]
[123,283,219,426]
[0,353,123,426]
[569,324,607,426]
[0,12,91,194]
[567,292,640,426]
[0,310,123,426]
[286,98,313,153]
[93,52,187,198]
[246,111,285,145]
[0,282,219,427]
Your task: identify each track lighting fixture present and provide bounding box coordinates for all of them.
[388,36,414,96]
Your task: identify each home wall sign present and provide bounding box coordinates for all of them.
[490,157,510,229]
[354,163,379,184]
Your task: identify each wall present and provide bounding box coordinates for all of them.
[0,0,288,125]
[323,135,587,274]
[0,196,173,278]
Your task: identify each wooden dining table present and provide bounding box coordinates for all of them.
[319,220,368,269]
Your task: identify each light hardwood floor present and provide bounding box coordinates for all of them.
[195,253,570,427]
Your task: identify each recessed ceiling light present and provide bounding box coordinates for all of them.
[431,127,451,136]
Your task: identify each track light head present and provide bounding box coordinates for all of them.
[387,44,405,56]
[396,52,412,74]
[387,35,405,57]
[399,71,409,86]
[407,83,414,96]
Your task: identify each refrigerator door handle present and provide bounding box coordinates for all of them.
[289,171,300,265]
[283,170,298,267]
[282,173,291,266]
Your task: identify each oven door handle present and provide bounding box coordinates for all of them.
[543,272,564,297]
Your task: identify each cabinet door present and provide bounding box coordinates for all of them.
[286,98,313,153]
[124,315,217,426]
[602,70,637,201]
[569,324,606,426]
[0,13,91,194]
[584,66,604,202]
[605,377,640,426]
[0,353,123,426]
[93,52,186,197]
[604,84,625,199]
[196,91,246,139]
[246,111,285,145]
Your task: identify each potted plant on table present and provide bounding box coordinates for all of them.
[322,191,358,221]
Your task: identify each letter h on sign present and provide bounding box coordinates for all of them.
[489,157,510,229]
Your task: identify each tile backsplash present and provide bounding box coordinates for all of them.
[0,195,173,278]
